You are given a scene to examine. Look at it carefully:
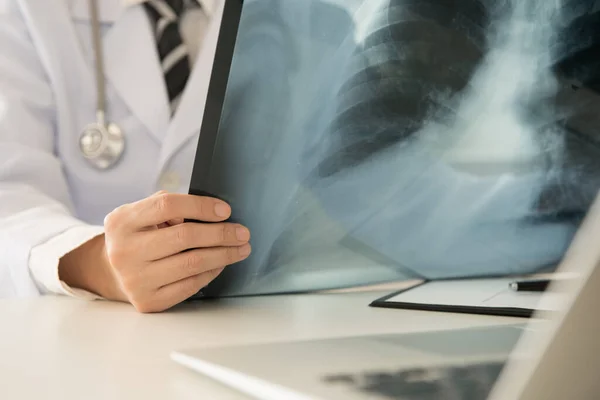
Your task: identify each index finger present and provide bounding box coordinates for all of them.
[133,193,231,228]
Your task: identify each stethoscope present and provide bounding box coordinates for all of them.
[79,0,125,170]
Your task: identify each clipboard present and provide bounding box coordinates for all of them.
[369,277,565,318]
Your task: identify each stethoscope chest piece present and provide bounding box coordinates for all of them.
[80,115,125,170]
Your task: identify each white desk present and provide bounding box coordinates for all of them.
[0,285,522,400]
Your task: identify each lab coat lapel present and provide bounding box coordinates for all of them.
[103,6,170,143]
[157,0,224,172]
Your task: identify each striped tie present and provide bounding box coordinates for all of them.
[144,0,193,115]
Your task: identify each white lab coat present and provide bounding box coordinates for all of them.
[0,0,223,297]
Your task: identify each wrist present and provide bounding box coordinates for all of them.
[58,234,124,301]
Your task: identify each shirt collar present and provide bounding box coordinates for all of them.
[123,0,216,17]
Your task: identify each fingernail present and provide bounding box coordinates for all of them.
[236,227,250,241]
[239,244,251,257]
[214,203,230,218]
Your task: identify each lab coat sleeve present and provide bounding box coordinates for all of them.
[29,225,105,300]
[0,2,100,298]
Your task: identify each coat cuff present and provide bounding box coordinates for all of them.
[29,225,106,300]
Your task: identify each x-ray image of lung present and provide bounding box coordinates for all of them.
[194,0,600,297]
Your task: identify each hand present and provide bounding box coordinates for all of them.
[59,191,251,313]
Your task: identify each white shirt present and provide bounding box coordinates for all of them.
[28,0,213,300]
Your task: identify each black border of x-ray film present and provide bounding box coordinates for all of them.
[184,0,243,301]
[189,0,244,200]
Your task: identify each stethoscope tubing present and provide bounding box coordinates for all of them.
[79,0,125,170]
[89,0,107,126]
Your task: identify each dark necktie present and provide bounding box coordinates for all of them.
[143,0,194,115]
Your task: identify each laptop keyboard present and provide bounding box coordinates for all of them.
[322,361,505,400]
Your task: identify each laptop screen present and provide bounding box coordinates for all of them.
[189,0,600,297]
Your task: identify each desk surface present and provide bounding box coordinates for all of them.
[0,284,522,400]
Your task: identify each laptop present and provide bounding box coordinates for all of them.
[172,193,600,400]
[171,192,600,400]
[188,0,600,299]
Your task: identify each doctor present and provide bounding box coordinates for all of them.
[0,0,252,312]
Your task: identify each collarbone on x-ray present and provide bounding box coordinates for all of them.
[199,0,600,296]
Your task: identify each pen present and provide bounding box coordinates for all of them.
[509,279,551,292]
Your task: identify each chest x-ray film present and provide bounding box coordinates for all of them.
[189,0,600,297]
